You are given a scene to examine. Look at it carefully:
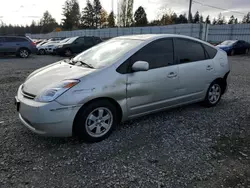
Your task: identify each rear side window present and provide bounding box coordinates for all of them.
[4,37,28,42]
[175,38,206,63]
[0,37,4,42]
[131,38,174,69]
[203,44,217,59]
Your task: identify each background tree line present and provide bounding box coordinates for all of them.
[0,0,250,35]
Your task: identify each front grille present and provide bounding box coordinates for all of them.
[21,90,36,100]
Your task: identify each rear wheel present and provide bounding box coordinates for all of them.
[74,100,117,142]
[203,81,222,107]
[18,48,30,58]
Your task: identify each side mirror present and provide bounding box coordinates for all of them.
[132,61,149,72]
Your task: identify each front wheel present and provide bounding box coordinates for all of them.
[230,49,235,56]
[74,100,117,142]
[64,49,72,57]
[39,49,46,55]
[203,82,222,107]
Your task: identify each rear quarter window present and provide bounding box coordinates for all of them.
[203,44,217,59]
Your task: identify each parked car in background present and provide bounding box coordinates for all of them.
[47,37,65,42]
[217,40,250,56]
[15,34,230,142]
[54,36,102,56]
[37,38,71,55]
[0,35,37,58]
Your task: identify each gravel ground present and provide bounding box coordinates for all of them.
[0,54,249,188]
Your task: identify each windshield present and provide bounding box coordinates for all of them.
[73,38,144,69]
[220,40,237,46]
[66,37,78,44]
[60,38,70,43]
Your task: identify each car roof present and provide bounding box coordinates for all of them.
[116,34,203,42]
[116,34,213,46]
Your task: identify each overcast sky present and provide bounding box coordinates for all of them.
[0,0,249,25]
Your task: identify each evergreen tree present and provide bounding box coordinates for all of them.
[193,11,200,23]
[40,11,58,33]
[61,0,81,30]
[107,11,115,27]
[81,0,95,28]
[134,6,148,26]
[93,0,102,28]
[228,15,235,24]
[178,14,188,23]
[205,15,211,24]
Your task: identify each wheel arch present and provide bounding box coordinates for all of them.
[72,97,123,135]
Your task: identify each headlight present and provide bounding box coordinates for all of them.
[57,45,63,48]
[35,79,80,102]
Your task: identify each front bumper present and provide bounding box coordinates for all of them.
[15,86,81,137]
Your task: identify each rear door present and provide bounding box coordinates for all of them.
[174,38,216,102]
[4,37,20,52]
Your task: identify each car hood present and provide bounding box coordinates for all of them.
[22,62,95,96]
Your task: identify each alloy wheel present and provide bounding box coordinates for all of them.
[20,49,29,58]
[208,84,221,104]
[85,107,113,138]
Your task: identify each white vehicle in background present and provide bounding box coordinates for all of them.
[37,38,70,55]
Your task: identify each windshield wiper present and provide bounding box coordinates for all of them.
[70,60,94,69]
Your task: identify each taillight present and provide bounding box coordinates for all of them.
[31,42,36,46]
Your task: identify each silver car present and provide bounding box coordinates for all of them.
[15,34,230,142]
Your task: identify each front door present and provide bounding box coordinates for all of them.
[126,38,180,118]
[72,37,85,53]
[174,38,216,102]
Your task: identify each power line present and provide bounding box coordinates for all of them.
[193,0,246,15]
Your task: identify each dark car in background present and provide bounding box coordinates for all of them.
[217,40,250,56]
[55,36,102,56]
[0,36,37,58]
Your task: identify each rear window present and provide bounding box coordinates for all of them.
[203,44,217,59]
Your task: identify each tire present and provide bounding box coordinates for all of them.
[74,100,118,142]
[230,49,235,56]
[64,48,72,57]
[39,49,46,55]
[18,48,30,58]
[203,81,222,107]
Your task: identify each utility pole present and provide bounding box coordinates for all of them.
[188,0,193,23]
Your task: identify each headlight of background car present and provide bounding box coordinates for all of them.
[57,45,63,48]
[35,79,80,102]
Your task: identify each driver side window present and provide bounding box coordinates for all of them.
[75,38,85,44]
[116,38,174,74]
[131,38,174,69]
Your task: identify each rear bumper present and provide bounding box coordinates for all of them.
[30,47,38,54]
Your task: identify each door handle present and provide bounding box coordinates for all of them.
[167,72,177,78]
[206,65,213,70]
